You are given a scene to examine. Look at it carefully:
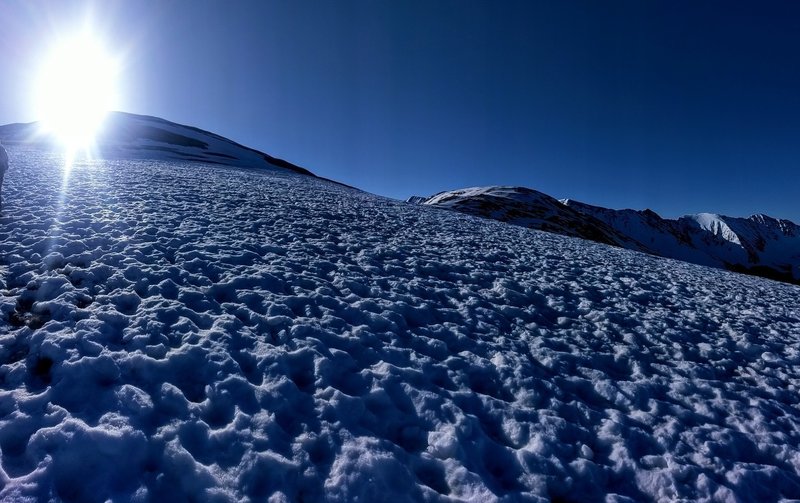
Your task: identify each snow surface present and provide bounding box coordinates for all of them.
[1,147,800,502]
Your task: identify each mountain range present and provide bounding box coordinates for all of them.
[2,112,796,286]
[409,186,800,285]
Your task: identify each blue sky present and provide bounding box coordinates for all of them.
[2,1,799,221]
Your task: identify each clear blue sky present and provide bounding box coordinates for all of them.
[2,1,799,221]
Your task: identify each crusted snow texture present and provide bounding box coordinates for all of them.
[1,148,800,502]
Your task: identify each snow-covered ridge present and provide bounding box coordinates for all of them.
[0,112,314,176]
[412,186,800,284]
[419,186,637,249]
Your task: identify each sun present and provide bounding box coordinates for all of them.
[35,34,120,151]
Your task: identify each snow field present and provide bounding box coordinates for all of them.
[0,148,799,501]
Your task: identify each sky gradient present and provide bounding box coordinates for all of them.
[1,1,799,221]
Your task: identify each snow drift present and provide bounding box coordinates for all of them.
[0,133,799,501]
[412,186,800,285]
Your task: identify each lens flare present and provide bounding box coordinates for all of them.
[35,34,119,151]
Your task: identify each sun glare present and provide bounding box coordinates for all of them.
[35,34,120,152]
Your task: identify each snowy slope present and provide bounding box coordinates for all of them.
[412,186,800,285]
[1,148,800,502]
[0,112,314,176]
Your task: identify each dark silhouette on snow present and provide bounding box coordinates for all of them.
[0,141,7,209]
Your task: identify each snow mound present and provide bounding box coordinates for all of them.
[1,150,800,501]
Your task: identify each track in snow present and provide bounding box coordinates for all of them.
[1,146,799,502]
